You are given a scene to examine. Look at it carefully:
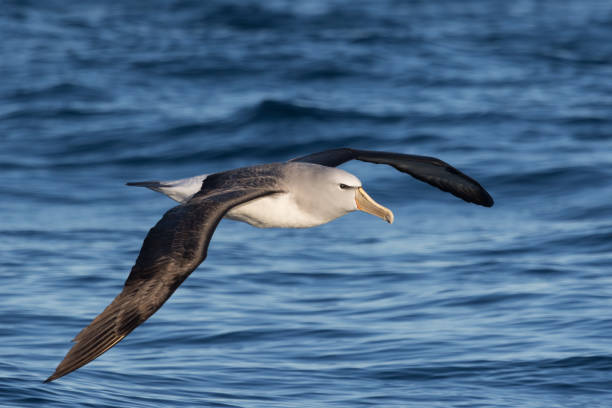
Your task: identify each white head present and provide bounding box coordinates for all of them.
[285,163,394,226]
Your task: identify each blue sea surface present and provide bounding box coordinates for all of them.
[2,0,612,406]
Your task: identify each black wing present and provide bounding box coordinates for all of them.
[45,187,279,382]
[290,148,493,207]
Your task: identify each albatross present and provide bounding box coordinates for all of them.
[45,147,493,382]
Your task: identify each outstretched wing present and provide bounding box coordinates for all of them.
[45,187,279,382]
[290,148,493,207]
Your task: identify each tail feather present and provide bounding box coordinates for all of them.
[126,181,165,188]
[126,174,208,203]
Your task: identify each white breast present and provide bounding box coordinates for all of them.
[225,193,327,228]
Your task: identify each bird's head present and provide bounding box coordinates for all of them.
[289,163,394,225]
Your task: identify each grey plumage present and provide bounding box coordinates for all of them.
[46,148,493,382]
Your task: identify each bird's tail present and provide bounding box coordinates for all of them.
[126,174,208,203]
[126,180,165,189]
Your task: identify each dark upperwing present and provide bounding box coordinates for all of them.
[45,186,279,382]
[290,148,493,207]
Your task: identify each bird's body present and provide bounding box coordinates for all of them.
[130,162,367,228]
[224,163,363,228]
[45,148,493,382]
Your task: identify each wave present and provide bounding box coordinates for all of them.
[237,99,405,123]
[371,355,612,386]
[0,98,415,170]
[5,82,110,103]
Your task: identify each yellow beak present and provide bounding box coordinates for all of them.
[355,187,394,224]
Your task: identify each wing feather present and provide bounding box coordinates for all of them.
[45,187,279,382]
[290,147,493,207]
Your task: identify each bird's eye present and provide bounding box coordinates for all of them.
[339,183,350,190]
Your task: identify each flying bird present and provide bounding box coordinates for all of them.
[45,148,493,382]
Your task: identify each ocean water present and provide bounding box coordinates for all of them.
[2,0,612,406]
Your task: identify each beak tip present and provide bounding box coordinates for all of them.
[355,187,395,225]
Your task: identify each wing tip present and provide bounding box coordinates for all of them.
[478,192,494,207]
[43,373,59,383]
[44,365,70,383]
[43,358,75,383]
